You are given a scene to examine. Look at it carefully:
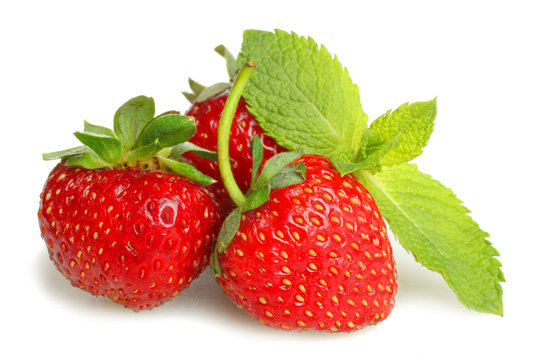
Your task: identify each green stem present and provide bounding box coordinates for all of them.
[217,62,256,207]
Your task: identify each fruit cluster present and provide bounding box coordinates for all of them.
[38,30,503,332]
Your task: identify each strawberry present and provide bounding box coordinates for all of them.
[182,47,286,214]
[38,96,221,310]
[214,155,397,331]
[210,65,397,331]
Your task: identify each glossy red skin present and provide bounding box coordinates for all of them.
[38,162,221,310]
[184,93,285,214]
[217,155,397,331]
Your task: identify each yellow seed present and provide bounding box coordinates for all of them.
[316,234,325,242]
[295,217,304,225]
[373,299,380,307]
[308,249,317,256]
[308,263,318,271]
[292,232,300,241]
[311,217,320,225]
[319,279,327,286]
[259,232,266,241]
[326,311,334,318]
[107,206,113,213]
[272,211,279,217]
[362,299,368,306]
[293,198,300,205]
[329,266,338,275]
[347,321,355,328]
[346,223,354,230]
[259,296,267,304]
[240,233,247,240]
[331,295,339,304]
[365,251,372,259]
[345,270,351,278]
[347,299,355,306]
[282,266,292,274]
[276,230,284,238]
[304,187,313,194]
[367,284,373,292]
[314,204,324,211]
[295,294,305,302]
[265,310,274,318]
[280,250,288,259]
[305,310,314,317]
[350,197,360,205]
[298,284,306,293]
[297,320,306,327]
[351,242,359,250]
[332,234,342,242]
[330,216,340,224]
[323,193,332,201]
[236,249,244,257]
[329,251,338,258]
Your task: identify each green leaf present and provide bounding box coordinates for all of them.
[250,136,264,188]
[215,44,239,79]
[74,131,123,165]
[124,139,162,163]
[216,208,242,253]
[369,99,437,166]
[84,121,116,138]
[242,185,270,212]
[268,163,306,190]
[188,78,206,95]
[253,149,303,190]
[66,151,108,169]
[43,146,87,161]
[356,164,504,315]
[238,29,367,159]
[334,136,400,175]
[159,157,216,186]
[137,114,196,148]
[169,142,218,161]
[113,95,155,150]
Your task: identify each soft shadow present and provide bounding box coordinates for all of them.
[392,244,466,311]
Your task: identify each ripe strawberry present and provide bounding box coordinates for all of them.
[182,47,286,214]
[38,96,221,310]
[214,155,397,331]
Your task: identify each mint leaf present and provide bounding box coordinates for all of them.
[369,99,437,167]
[113,96,155,150]
[238,29,367,161]
[356,164,504,315]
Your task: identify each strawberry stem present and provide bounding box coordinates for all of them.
[217,62,256,207]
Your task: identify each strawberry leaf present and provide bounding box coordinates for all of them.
[253,148,303,190]
[216,208,242,253]
[215,44,239,80]
[113,96,155,150]
[242,185,271,212]
[249,136,264,188]
[356,164,504,315]
[74,131,123,165]
[83,121,116,138]
[169,142,218,161]
[238,29,367,160]
[124,139,162,163]
[159,157,216,186]
[43,146,87,161]
[65,151,108,169]
[267,163,306,190]
[137,113,196,148]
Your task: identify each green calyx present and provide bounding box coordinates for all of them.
[182,45,239,104]
[209,64,307,277]
[42,95,216,186]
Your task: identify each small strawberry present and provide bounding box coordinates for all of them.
[210,64,397,331]
[182,46,285,214]
[38,96,221,310]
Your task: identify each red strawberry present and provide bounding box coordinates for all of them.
[184,92,285,214]
[214,155,397,331]
[38,95,221,310]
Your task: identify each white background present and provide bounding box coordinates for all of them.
[1,1,538,359]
